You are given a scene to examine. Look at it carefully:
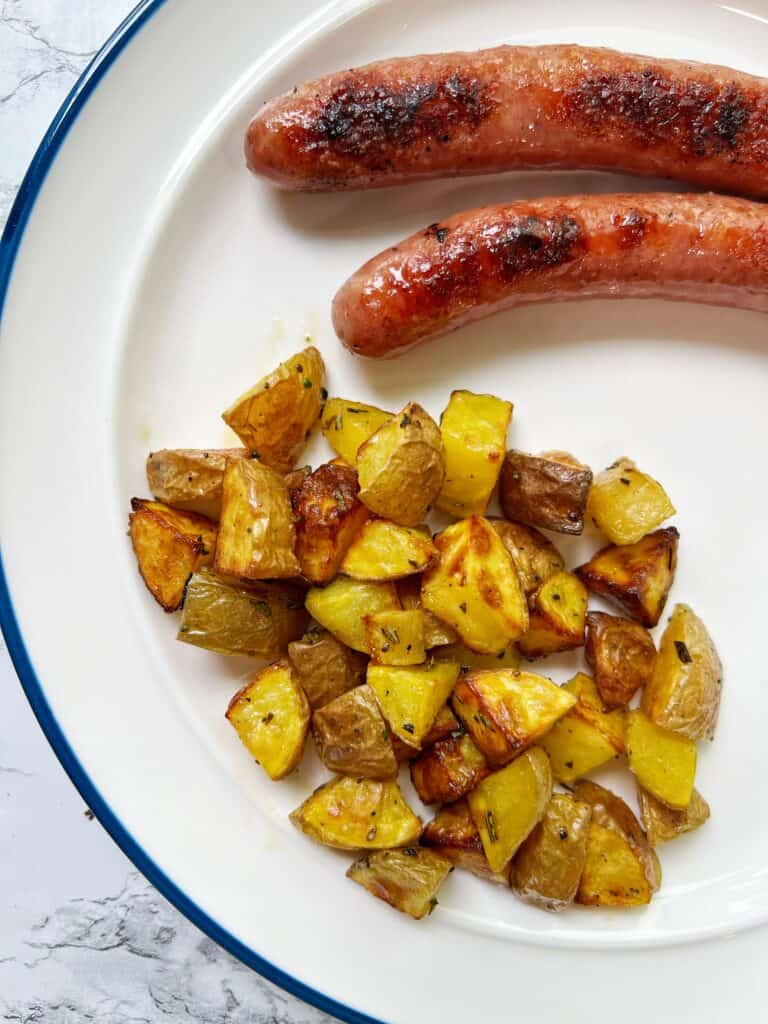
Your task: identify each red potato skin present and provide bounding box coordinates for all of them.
[331,193,768,357]
[246,45,768,195]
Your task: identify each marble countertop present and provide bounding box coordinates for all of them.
[0,3,333,1021]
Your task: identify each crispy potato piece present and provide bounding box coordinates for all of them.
[214,460,300,579]
[576,527,679,627]
[221,347,325,473]
[347,847,452,919]
[287,626,366,709]
[284,465,312,498]
[226,661,310,780]
[539,673,625,784]
[585,611,656,708]
[290,776,421,850]
[452,668,576,767]
[146,449,249,519]
[364,609,426,666]
[410,730,489,805]
[489,518,565,603]
[499,450,592,535]
[587,457,675,545]
[517,572,588,659]
[467,748,552,874]
[129,499,216,612]
[305,577,400,653]
[422,516,529,654]
[291,462,369,584]
[638,786,711,844]
[311,685,398,779]
[178,570,308,656]
[435,642,520,672]
[391,704,461,762]
[642,604,723,740]
[356,403,445,526]
[321,398,392,465]
[421,799,509,883]
[436,390,512,517]
[577,822,651,907]
[367,660,460,746]
[398,577,458,648]
[341,519,437,580]
[625,710,697,810]
[512,794,592,911]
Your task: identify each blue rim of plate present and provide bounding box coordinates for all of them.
[0,3,383,1022]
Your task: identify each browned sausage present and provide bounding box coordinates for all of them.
[331,193,768,358]
[246,45,768,195]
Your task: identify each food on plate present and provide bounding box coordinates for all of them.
[226,661,310,780]
[305,576,400,653]
[539,673,625,784]
[638,786,710,844]
[435,642,519,672]
[584,611,656,708]
[422,516,529,653]
[499,450,592,535]
[347,848,452,919]
[367,660,460,747]
[356,403,445,525]
[340,519,437,580]
[321,398,392,464]
[332,194,768,358]
[290,775,422,849]
[291,461,369,583]
[246,44,768,196]
[364,609,426,666]
[178,570,308,656]
[576,527,679,627]
[398,576,458,648]
[489,519,565,601]
[421,799,509,883]
[129,499,217,612]
[435,390,512,517]
[511,794,592,911]
[391,704,461,763]
[642,603,723,740]
[146,448,248,519]
[587,457,675,545]
[625,709,697,810]
[311,684,398,779]
[287,625,366,709]
[410,729,489,805]
[517,571,589,659]
[452,668,576,766]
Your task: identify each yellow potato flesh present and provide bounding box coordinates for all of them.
[321,398,392,465]
[436,390,512,517]
[587,457,675,546]
[626,710,697,810]
[305,577,400,653]
[367,660,460,746]
[341,519,437,580]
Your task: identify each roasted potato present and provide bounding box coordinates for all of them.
[364,609,425,666]
[129,499,217,612]
[422,516,529,654]
[585,611,656,708]
[577,822,652,907]
[539,673,625,784]
[291,462,369,584]
[499,450,592,535]
[347,847,452,919]
[311,685,398,779]
[410,729,489,805]
[435,390,512,517]
[625,709,697,810]
[178,570,308,656]
[638,785,710,844]
[287,625,367,709]
[290,776,421,850]
[321,398,392,465]
[391,704,460,762]
[511,794,592,911]
[489,518,565,602]
[435,642,520,672]
[575,527,679,627]
[226,661,310,780]
[452,668,576,767]
[221,346,325,473]
[145,448,250,519]
[305,577,400,653]
[587,456,675,546]
[642,603,723,741]
[367,660,460,747]
[421,799,509,883]
[356,403,445,526]
[517,571,588,659]
[398,577,458,648]
[340,519,437,580]
[467,747,552,874]
[214,459,300,580]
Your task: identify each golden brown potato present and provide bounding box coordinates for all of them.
[587,457,675,546]
[178,570,308,656]
[321,398,392,465]
[435,390,512,518]
[347,848,452,919]
[410,729,489,805]
[638,786,710,844]
[435,642,520,672]
[467,747,552,874]
[287,626,367,709]
[305,577,400,653]
[625,709,697,810]
[356,403,445,526]
[226,661,310,780]
[575,527,679,628]
[539,673,625,784]
[422,516,529,654]
[517,571,588,659]
[642,604,723,741]
[576,822,652,907]
[146,448,249,519]
[221,347,326,473]
[367,660,460,747]
[584,611,656,708]
[129,499,217,612]
[499,450,592,535]
[291,462,369,584]
[214,459,300,580]
[340,519,437,580]
[452,668,576,767]
[364,609,425,666]
[420,799,509,884]
[489,519,565,603]
[311,685,398,779]
[398,577,458,648]
[511,794,592,911]
[290,776,421,850]
[390,704,460,762]
[283,465,313,498]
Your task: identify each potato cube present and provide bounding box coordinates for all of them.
[585,611,656,708]
[398,577,458,648]
[638,785,710,844]
[499,450,592,535]
[517,571,588,659]
[576,822,651,907]
[587,456,675,545]
[288,626,367,709]
[410,729,489,805]
[539,673,624,784]
[305,577,400,653]
[347,847,452,919]
[625,710,697,810]
[435,642,520,672]
[364,609,426,666]
[341,519,437,580]
[367,660,460,746]
[489,518,565,602]
[421,799,509,884]
[321,398,392,465]
[512,794,592,911]
[291,462,369,584]
[390,704,460,763]
[146,448,250,519]
[311,685,398,779]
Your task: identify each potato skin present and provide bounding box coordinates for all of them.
[512,794,592,911]
[638,785,710,844]
[436,390,512,517]
[410,730,489,805]
[585,611,656,708]
[321,398,392,464]
[391,704,461,762]
[421,799,509,884]
[577,822,651,907]
[499,450,592,535]
[287,626,367,709]
[517,571,588,659]
[347,848,452,919]
[312,685,398,779]
[291,462,369,583]
[489,518,565,602]
[146,449,249,519]
[587,456,675,546]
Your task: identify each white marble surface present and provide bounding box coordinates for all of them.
[0,3,334,1020]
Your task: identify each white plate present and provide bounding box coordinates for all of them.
[2,0,768,1020]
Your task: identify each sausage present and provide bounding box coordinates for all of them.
[331,193,768,358]
[246,45,768,195]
